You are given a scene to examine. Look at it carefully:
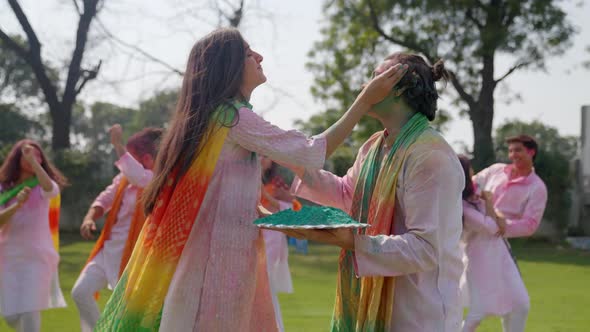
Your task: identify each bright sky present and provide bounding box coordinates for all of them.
[1,0,588,151]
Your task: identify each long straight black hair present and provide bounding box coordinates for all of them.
[458,154,475,200]
[143,28,246,214]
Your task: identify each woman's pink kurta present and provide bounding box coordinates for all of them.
[0,181,66,316]
[158,107,326,332]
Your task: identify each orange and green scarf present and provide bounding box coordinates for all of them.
[331,113,429,332]
[0,177,61,250]
[95,100,250,332]
[84,176,147,299]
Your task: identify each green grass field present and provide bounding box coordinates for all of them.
[1,235,589,331]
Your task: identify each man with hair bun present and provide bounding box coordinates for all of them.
[283,53,465,332]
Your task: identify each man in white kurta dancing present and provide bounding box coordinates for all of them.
[72,125,162,332]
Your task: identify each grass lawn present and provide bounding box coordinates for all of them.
[1,235,589,331]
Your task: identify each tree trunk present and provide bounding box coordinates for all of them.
[470,50,497,170]
[0,0,102,151]
[470,103,495,171]
[51,104,71,150]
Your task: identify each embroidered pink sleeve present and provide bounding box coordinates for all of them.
[229,108,326,169]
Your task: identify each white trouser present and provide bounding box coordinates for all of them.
[71,262,109,332]
[3,311,41,332]
[462,306,529,332]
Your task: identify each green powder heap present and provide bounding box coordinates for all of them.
[254,206,366,228]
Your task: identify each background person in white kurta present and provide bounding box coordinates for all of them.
[71,125,161,332]
[0,140,68,332]
[260,157,294,332]
[457,155,528,332]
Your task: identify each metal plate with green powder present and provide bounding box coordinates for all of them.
[254,206,369,229]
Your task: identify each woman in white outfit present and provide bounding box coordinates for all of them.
[0,140,67,332]
[260,157,294,332]
[458,155,530,332]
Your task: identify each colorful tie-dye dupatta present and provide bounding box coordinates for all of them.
[0,177,61,251]
[95,100,250,332]
[331,113,429,332]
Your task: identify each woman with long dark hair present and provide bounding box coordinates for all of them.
[95,28,406,331]
[0,140,68,332]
